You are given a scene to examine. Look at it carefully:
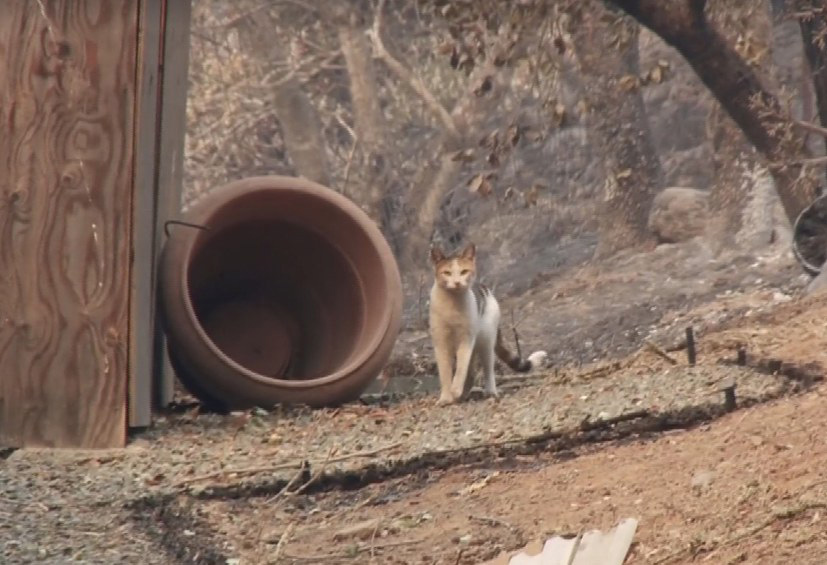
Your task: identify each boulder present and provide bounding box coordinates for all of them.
[648,187,709,243]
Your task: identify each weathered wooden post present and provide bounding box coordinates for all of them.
[0,0,190,448]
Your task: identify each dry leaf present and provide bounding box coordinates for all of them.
[507,124,521,146]
[438,42,455,55]
[616,168,632,179]
[474,75,493,96]
[452,148,475,162]
[553,35,566,54]
[459,472,500,495]
[468,173,486,193]
[553,102,566,126]
[479,179,494,197]
[479,130,499,149]
[618,74,639,91]
[524,185,539,207]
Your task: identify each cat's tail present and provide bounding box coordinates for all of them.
[494,328,548,372]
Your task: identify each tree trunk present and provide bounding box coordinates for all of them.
[606,0,820,223]
[271,78,332,186]
[334,3,392,224]
[798,0,827,130]
[704,1,773,251]
[797,0,827,185]
[570,2,662,258]
[236,15,331,186]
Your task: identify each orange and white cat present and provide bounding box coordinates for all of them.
[429,243,548,405]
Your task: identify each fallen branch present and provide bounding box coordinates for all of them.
[644,340,679,365]
[294,446,336,495]
[173,441,403,487]
[469,514,514,530]
[264,461,309,505]
[574,356,638,381]
[273,522,295,563]
[579,409,651,432]
[282,538,423,561]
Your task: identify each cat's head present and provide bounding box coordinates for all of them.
[429,243,476,291]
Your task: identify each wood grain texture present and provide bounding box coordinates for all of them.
[153,0,191,408]
[0,0,138,447]
[130,0,163,429]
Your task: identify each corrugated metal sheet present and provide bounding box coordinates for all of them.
[481,517,638,565]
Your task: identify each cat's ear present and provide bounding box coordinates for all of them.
[430,245,446,264]
[460,242,476,260]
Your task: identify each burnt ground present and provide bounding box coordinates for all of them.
[3,237,827,564]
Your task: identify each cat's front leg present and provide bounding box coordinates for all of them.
[433,339,456,405]
[450,337,476,400]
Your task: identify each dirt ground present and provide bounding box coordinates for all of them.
[211,388,827,565]
[186,287,827,565]
[3,240,827,565]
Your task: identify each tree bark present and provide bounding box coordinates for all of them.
[270,77,332,186]
[333,2,392,224]
[606,0,820,223]
[797,0,827,185]
[798,0,827,130]
[570,2,662,258]
[703,1,773,251]
[236,13,331,186]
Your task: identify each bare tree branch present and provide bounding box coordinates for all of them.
[795,119,827,138]
[368,0,460,138]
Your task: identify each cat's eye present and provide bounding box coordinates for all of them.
[441,271,451,276]
[460,269,470,275]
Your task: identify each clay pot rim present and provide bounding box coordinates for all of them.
[176,175,402,389]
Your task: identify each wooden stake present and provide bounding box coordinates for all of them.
[685,327,696,366]
[736,347,747,366]
[720,377,737,412]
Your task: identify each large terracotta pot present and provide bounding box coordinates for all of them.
[158,175,403,409]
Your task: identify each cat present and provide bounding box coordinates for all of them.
[428,242,548,405]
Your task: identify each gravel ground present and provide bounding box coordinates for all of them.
[0,352,800,564]
[0,448,166,564]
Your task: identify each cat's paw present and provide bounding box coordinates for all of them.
[528,350,548,370]
[449,383,465,402]
[437,392,456,406]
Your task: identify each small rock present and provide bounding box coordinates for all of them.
[648,187,709,243]
[459,534,473,544]
[691,470,714,490]
[333,518,381,541]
